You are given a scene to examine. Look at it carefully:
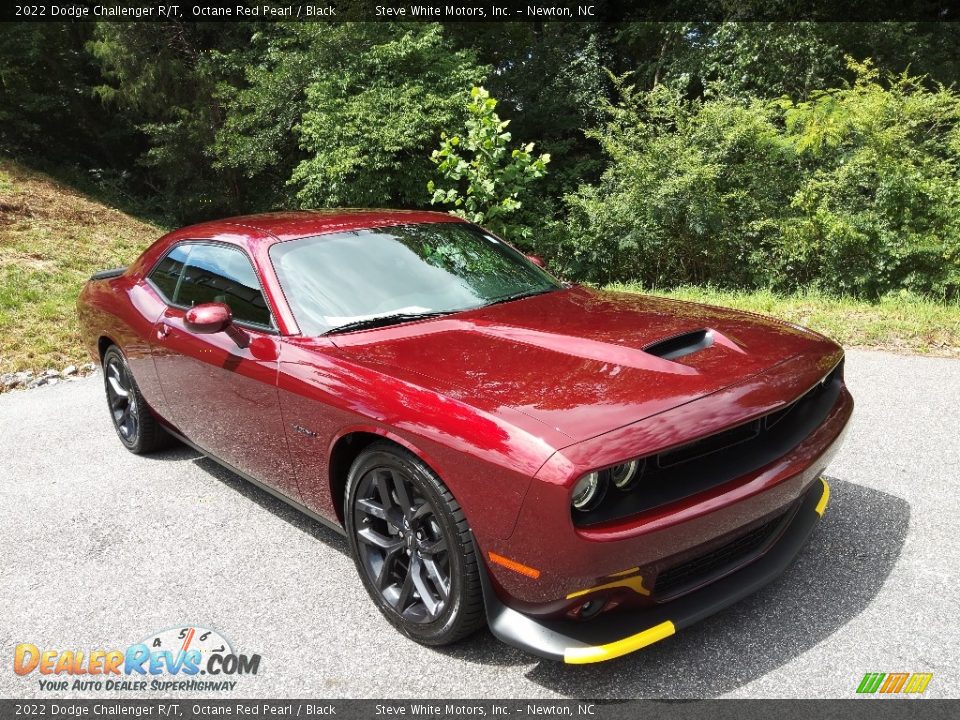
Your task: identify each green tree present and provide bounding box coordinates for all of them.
[88,22,254,220]
[289,24,485,208]
[428,86,550,241]
[446,23,610,208]
[607,21,960,102]
[0,24,134,171]
[211,23,330,211]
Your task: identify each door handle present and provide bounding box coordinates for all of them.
[156,323,171,340]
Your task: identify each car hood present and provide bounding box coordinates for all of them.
[329,286,839,443]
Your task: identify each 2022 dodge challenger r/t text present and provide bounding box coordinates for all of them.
[77,210,852,663]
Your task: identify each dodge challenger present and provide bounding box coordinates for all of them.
[76,210,853,663]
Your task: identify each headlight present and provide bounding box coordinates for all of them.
[571,471,605,512]
[610,460,640,490]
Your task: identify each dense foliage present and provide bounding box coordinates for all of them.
[2,20,958,297]
[562,60,960,298]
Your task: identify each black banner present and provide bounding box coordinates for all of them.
[0,700,958,720]
[3,0,959,23]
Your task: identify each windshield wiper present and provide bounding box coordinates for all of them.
[484,288,554,307]
[325,311,451,335]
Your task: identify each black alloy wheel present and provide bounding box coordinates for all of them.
[345,442,485,645]
[105,351,138,443]
[102,345,171,454]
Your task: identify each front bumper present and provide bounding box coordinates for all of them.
[480,477,830,663]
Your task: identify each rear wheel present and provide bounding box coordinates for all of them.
[345,442,485,645]
[102,345,172,454]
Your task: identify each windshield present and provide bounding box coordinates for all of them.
[269,223,560,335]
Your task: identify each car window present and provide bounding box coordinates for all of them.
[149,243,273,329]
[177,244,272,328]
[148,244,190,302]
[270,223,560,335]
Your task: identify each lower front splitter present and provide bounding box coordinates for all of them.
[478,477,831,663]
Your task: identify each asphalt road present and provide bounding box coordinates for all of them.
[1,349,957,699]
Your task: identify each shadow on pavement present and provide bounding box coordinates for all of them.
[153,444,350,556]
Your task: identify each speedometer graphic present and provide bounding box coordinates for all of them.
[139,625,234,667]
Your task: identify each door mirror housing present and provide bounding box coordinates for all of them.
[526,254,546,269]
[184,302,232,334]
[184,303,250,348]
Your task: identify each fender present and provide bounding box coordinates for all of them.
[328,422,452,487]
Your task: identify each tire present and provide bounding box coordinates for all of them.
[344,441,485,645]
[102,345,172,454]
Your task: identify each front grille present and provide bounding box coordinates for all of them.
[574,359,844,526]
[654,512,787,598]
[655,361,841,472]
[658,418,762,467]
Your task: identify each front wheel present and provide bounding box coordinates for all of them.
[102,345,172,454]
[344,442,485,645]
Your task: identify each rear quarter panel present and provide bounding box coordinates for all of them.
[77,275,169,419]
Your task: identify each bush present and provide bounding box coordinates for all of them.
[562,80,793,286]
[428,86,550,242]
[561,61,960,299]
[777,60,960,297]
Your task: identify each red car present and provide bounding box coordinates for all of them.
[77,211,852,663]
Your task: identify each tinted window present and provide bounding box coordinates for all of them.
[150,243,272,329]
[176,244,272,328]
[148,244,190,302]
[270,223,559,335]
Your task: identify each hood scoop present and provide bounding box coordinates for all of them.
[644,329,714,361]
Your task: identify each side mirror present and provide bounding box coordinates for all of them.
[184,302,232,334]
[184,302,249,348]
[526,254,546,269]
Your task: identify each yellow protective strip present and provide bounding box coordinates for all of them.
[815,478,830,516]
[566,574,650,600]
[563,621,676,664]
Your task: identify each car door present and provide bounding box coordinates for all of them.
[146,240,299,501]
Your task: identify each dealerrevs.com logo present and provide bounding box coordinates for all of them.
[13,626,261,692]
[856,672,934,695]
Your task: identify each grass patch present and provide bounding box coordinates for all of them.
[609,283,960,356]
[0,170,13,194]
[0,158,163,376]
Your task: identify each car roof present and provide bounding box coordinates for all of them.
[168,209,465,244]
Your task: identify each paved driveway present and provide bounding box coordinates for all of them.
[0,349,956,698]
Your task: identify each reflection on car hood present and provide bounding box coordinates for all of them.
[329,286,840,442]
